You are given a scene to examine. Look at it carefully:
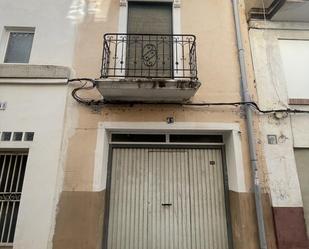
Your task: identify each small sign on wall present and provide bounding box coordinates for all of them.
[0,102,7,110]
[267,135,278,145]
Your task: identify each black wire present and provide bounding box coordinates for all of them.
[70,78,103,105]
[69,78,309,114]
[184,102,309,114]
[245,102,309,114]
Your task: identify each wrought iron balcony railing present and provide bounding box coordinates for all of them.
[101,33,198,80]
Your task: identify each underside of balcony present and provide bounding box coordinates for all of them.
[95,78,201,103]
[246,0,309,22]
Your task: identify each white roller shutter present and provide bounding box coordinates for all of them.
[107,148,229,249]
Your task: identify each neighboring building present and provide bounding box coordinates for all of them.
[245,0,309,249]
[0,0,75,248]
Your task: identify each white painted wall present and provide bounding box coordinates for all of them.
[0,0,76,66]
[0,1,76,247]
[0,83,68,249]
[259,116,303,207]
[279,39,309,99]
[249,21,309,207]
[291,112,309,148]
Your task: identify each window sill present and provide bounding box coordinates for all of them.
[289,98,309,105]
[0,64,73,79]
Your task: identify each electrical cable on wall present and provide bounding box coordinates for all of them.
[69,78,103,105]
[69,78,309,114]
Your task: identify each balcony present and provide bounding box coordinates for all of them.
[246,0,309,22]
[95,33,201,103]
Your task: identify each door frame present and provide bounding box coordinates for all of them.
[117,0,180,77]
[102,143,234,249]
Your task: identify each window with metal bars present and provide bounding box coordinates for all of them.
[0,152,27,244]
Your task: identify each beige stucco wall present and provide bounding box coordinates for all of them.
[53,1,275,249]
[67,0,259,191]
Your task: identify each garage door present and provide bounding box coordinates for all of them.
[107,147,229,249]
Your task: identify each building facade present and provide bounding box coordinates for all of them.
[2,0,308,249]
[55,0,275,248]
[245,0,309,249]
[0,0,75,248]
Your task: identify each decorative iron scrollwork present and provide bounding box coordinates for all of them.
[142,44,157,67]
[101,33,197,79]
[0,193,21,201]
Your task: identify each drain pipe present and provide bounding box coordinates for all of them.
[231,1,268,249]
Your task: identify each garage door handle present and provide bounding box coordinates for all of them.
[161,203,172,206]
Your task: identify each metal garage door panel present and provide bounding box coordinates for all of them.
[188,149,229,249]
[148,149,191,249]
[108,148,149,249]
[107,147,229,249]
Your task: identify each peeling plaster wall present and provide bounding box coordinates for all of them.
[249,21,309,207]
[249,20,309,249]
[0,83,69,249]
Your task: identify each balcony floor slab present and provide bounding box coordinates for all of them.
[95,78,201,103]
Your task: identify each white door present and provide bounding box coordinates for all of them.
[107,148,229,249]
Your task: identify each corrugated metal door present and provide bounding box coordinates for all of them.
[107,148,229,249]
[148,149,191,249]
[188,149,229,249]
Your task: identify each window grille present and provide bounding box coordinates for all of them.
[0,152,28,244]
